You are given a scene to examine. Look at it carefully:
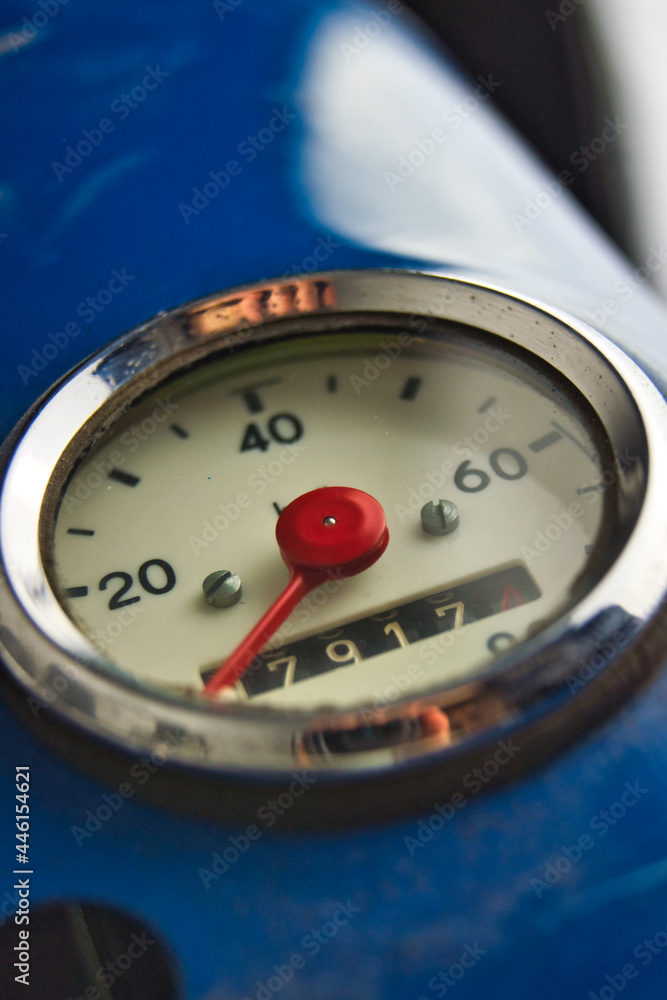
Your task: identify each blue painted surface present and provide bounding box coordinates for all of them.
[2,2,667,998]
[0,0,403,438]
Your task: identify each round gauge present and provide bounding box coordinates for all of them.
[1,271,667,822]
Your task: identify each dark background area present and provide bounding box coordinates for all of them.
[407,0,632,257]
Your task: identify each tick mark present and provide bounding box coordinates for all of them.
[478,397,496,413]
[67,528,95,536]
[170,423,189,439]
[551,421,594,460]
[401,377,422,401]
[243,390,264,414]
[231,379,281,413]
[327,375,337,393]
[108,469,140,487]
[273,502,283,516]
[529,430,563,453]
[66,586,88,598]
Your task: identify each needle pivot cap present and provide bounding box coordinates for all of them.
[276,486,388,573]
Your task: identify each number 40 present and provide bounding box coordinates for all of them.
[240,413,303,453]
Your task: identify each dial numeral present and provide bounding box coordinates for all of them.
[240,413,304,453]
[383,621,410,648]
[435,601,465,629]
[454,461,490,493]
[221,566,541,699]
[266,655,297,686]
[325,640,362,665]
[489,448,528,480]
[99,559,176,610]
[99,571,138,609]
[138,559,177,595]
[454,449,528,492]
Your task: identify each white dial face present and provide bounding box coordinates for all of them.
[50,330,609,710]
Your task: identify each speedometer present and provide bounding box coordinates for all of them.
[2,270,665,822]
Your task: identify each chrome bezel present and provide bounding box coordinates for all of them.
[2,269,667,802]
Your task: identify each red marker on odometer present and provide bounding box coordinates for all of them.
[204,486,389,694]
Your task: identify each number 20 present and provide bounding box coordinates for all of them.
[99,559,176,610]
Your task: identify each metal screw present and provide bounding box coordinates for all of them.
[202,570,242,608]
[323,516,337,526]
[420,500,460,536]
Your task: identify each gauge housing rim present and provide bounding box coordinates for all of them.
[1,268,666,795]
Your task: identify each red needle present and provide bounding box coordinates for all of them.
[204,486,388,694]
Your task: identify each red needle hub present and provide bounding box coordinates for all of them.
[204,486,388,694]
